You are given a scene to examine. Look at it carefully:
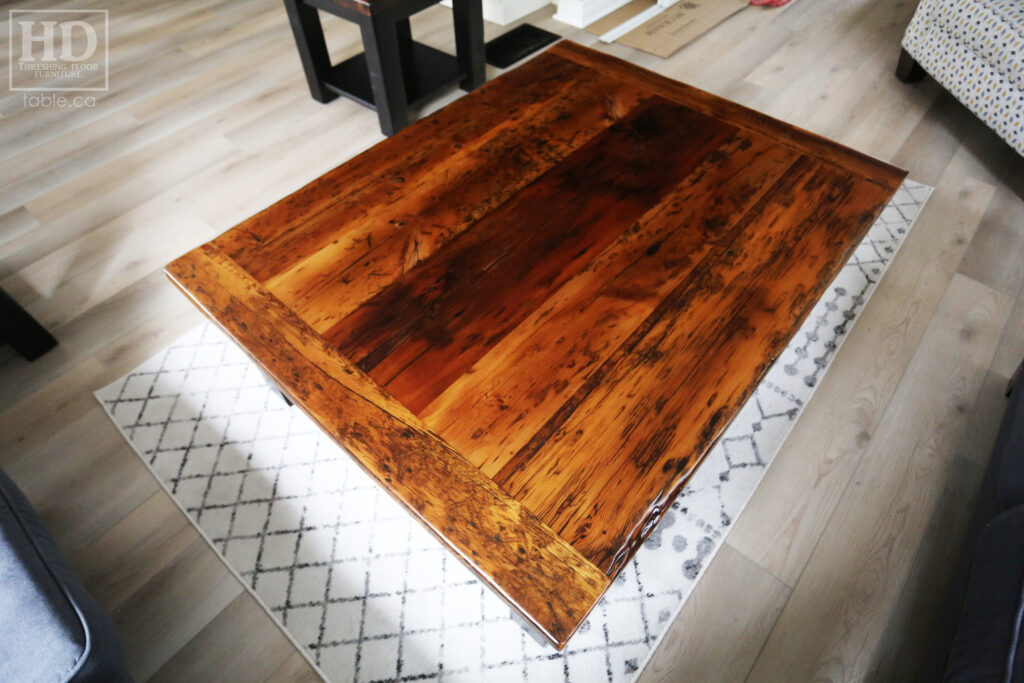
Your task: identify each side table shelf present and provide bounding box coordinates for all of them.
[325,42,465,110]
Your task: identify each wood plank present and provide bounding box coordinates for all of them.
[23,131,237,224]
[149,593,321,683]
[71,491,198,608]
[636,542,790,683]
[838,58,945,162]
[0,79,314,276]
[727,142,997,586]
[503,157,899,572]
[958,182,1024,297]
[890,91,975,188]
[747,273,1012,681]
[165,245,611,648]
[0,109,136,181]
[0,3,286,162]
[744,0,881,92]
[266,652,324,683]
[5,213,217,329]
[0,407,160,554]
[255,72,653,325]
[656,0,795,96]
[115,538,245,681]
[867,455,984,682]
[0,208,39,251]
[329,98,736,412]
[992,285,1024,380]
[546,41,906,189]
[0,46,195,163]
[271,75,651,336]
[213,53,626,282]
[0,357,108,455]
[177,5,288,58]
[421,133,798,475]
[218,87,365,154]
[755,0,923,144]
[0,269,201,407]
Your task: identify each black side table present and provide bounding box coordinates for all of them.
[284,0,485,136]
[0,288,56,361]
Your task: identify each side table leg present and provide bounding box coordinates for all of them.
[395,18,416,76]
[283,0,339,103]
[452,0,485,91]
[0,288,57,361]
[361,18,410,136]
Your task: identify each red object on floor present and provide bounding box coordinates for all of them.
[750,0,792,6]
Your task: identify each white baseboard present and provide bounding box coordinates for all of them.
[552,0,629,28]
[440,0,552,26]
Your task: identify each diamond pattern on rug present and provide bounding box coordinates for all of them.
[97,180,931,683]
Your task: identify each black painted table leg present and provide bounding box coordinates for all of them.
[395,18,416,75]
[284,0,339,103]
[0,288,56,361]
[895,47,926,83]
[453,0,485,91]
[361,17,411,136]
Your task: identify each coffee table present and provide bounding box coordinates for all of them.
[166,41,905,649]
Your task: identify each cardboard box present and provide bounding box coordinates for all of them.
[588,0,749,58]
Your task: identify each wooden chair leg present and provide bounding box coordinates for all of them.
[452,0,485,91]
[361,17,410,136]
[283,0,338,103]
[0,288,56,361]
[896,47,926,83]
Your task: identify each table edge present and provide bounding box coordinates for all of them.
[164,244,612,649]
[547,41,907,190]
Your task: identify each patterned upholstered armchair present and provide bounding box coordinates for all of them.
[897,0,1023,156]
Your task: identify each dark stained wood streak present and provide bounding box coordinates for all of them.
[420,133,800,475]
[501,157,900,572]
[267,75,653,334]
[165,245,611,648]
[215,52,638,284]
[546,41,906,191]
[491,158,818,489]
[166,41,906,648]
[325,98,736,413]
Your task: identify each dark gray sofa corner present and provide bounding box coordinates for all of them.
[0,468,132,683]
[943,360,1024,682]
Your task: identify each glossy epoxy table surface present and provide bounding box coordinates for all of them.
[166,41,905,648]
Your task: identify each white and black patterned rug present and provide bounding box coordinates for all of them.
[97,180,931,683]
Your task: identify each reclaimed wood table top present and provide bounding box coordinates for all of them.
[166,41,905,649]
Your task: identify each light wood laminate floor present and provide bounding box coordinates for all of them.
[1,0,1021,680]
